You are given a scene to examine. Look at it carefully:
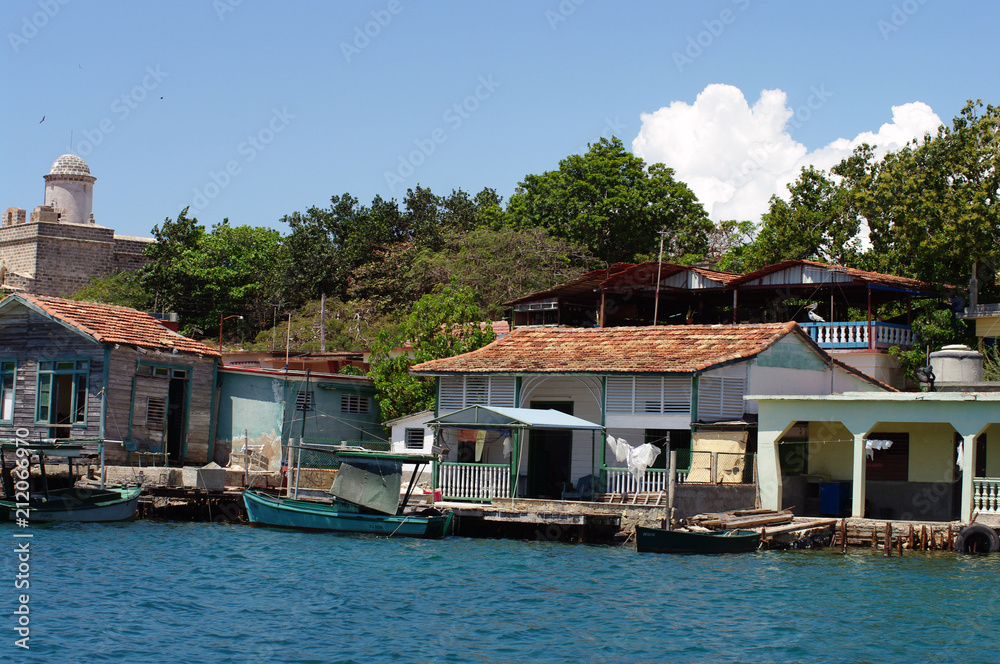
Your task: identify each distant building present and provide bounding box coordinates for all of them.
[0,154,153,296]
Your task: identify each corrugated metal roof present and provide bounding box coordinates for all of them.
[429,405,603,430]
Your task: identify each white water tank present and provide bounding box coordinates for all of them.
[929,344,983,383]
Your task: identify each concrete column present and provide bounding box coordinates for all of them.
[852,433,867,518]
[961,433,977,522]
[756,428,782,511]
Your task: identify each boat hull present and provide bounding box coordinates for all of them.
[243,489,453,539]
[635,525,761,554]
[0,486,142,523]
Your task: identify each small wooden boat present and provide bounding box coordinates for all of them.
[635,525,761,554]
[0,441,141,522]
[243,489,452,538]
[243,445,453,539]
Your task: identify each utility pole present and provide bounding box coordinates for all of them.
[653,229,666,326]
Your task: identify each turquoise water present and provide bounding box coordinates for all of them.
[2,521,998,663]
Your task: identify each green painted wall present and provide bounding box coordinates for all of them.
[755,337,828,371]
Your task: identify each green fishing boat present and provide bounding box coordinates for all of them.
[243,445,452,539]
[0,441,141,522]
[635,525,761,554]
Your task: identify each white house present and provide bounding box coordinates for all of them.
[411,322,890,502]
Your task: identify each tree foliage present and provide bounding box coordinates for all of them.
[507,137,712,264]
[139,210,282,338]
[367,282,496,420]
[834,100,1000,290]
[70,270,152,310]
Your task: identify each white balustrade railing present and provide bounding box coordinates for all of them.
[973,478,1000,515]
[801,322,913,349]
[438,463,510,501]
[605,468,670,495]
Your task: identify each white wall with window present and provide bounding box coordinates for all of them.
[437,375,516,412]
[697,366,748,422]
[388,410,434,454]
[604,375,692,430]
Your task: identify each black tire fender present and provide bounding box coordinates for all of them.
[954,524,1000,553]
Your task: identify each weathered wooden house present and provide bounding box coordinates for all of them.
[0,294,220,464]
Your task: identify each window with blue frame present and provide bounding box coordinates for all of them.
[0,361,15,422]
[36,359,90,426]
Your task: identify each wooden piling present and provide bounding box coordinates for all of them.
[920,525,927,551]
[947,524,954,551]
[907,524,914,550]
[871,524,878,550]
[841,519,847,554]
[884,522,892,557]
[897,536,903,557]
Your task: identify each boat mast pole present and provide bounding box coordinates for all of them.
[38,450,49,500]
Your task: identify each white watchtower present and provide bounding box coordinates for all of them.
[42,154,96,225]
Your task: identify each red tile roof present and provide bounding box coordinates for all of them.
[14,294,220,357]
[411,323,801,374]
[506,263,635,305]
[600,262,741,292]
[731,259,941,292]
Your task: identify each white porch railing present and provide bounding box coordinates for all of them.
[800,321,914,349]
[605,468,670,495]
[973,478,1000,515]
[438,462,510,502]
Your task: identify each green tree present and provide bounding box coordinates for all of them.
[507,137,712,264]
[279,193,407,306]
[836,101,1000,291]
[70,270,153,310]
[140,213,281,338]
[348,226,593,320]
[367,282,496,420]
[731,167,861,272]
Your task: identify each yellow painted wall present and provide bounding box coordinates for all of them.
[986,424,1000,477]
[895,422,956,483]
[805,421,854,480]
[808,420,957,483]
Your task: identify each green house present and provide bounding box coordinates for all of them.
[215,366,384,471]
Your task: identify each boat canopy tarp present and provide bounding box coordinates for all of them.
[428,405,603,431]
[329,456,403,515]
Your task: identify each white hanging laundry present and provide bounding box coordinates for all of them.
[865,438,893,460]
[627,443,661,481]
[502,436,512,459]
[606,435,630,463]
[957,440,964,472]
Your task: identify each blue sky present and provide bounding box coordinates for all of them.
[1,1,996,239]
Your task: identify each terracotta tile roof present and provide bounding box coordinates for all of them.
[731,260,941,293]
[600,262,741,292]
[13,294,220,357]
[411,323,800,374]
[506,263,636,305]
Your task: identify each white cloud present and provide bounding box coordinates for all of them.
[632,84,942,222]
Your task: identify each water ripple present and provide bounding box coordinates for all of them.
[3,522,1000,663]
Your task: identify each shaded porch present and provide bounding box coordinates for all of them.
[754,393,1000,523]
[427,405,604,503]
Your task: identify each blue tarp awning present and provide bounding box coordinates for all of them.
[428,405,603,430]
